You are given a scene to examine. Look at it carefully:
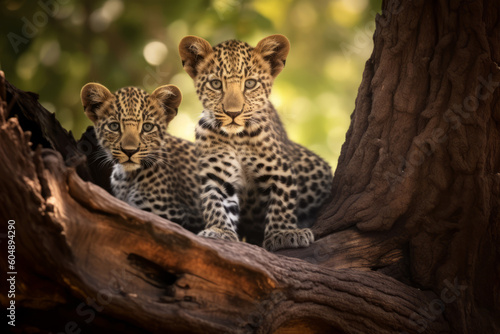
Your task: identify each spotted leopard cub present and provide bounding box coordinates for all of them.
[179,35,333,251]
[80,83,202,232]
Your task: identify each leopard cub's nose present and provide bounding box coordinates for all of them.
[121,146,139,157]
[225,111,242,119]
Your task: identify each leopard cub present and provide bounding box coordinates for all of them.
[179,35,333,251]
[80,83,202,232]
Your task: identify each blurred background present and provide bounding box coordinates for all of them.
[1,0,381,169]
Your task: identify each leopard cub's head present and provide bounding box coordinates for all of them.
[80,83,182,172]
[179,34,289,134]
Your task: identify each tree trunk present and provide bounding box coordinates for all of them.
[312,0,500,332]
[1,0,499,333]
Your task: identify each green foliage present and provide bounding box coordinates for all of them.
[1,0,382,168]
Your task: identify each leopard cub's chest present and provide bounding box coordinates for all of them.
[233,135,279,173]
[111,167,153,205]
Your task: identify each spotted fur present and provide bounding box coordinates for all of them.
[80,83,202,231]
[179,35,333,251]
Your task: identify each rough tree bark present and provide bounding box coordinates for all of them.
[311,0,500,332]
[0,0,499,333]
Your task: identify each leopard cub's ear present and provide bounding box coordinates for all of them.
[178,36,213,79]
[151,85,182,123]
[80,83,114,123]
[254,35,290,78]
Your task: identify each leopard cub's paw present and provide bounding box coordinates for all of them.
[263,228,314,252]
[198,227,239,242]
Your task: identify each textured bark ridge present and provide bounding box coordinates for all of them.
[0,0,499,333]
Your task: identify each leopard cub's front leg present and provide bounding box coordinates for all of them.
[197,150,242,242]
[258,167,315,252]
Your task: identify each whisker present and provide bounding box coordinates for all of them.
[149,152,173,169]
[89,150,116,169]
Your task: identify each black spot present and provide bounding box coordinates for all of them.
[224,182,235,197]
[207,173,225,186]
[299,199,308,209]
[227,205,239,215]
[249,127,263,137]
[256,174,272,184]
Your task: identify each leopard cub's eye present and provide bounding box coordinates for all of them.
[108,122,120,131]
[142,123,155,132]
[210,79,222,90]
[245,79,257,89]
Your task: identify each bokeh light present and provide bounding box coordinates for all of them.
[90,0,124,32]
[143,41,168,66]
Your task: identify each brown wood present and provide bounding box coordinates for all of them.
[1,0,499,332]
